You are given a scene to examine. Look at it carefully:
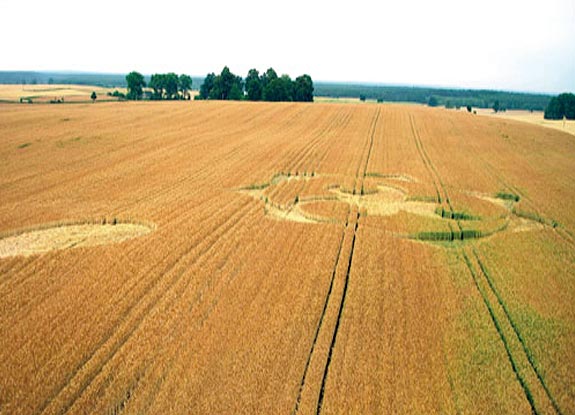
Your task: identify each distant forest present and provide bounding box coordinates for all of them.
[0,71,204,91]
[314,83,553,111]
[0,71,555,110]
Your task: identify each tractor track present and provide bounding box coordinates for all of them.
[291,107,379,415]
[462,248,562,415]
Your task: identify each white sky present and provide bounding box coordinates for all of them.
[1,0,573,93]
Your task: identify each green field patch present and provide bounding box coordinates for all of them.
[436,206,479,221]
[240,182,270,191]
[445,284,535,414]
[56,136,83,148]
[381,211,449,234]
[496,192,520,202]
[406,194,437,203]
[460,218,509,237]
[512,208,558,228]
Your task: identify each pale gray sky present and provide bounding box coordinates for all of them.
[1,0,573,93]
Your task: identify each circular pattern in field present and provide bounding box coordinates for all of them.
[238,172,548,243]
[328,185,437,218]
[0,222,153,258]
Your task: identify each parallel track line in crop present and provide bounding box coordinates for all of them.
[137,214,304,414]
[472,249,563,414]
[409,114,443,204]
[462,249,561,415]
[0,189,222,324]
[37,199,255,414]
[316,108,378,414]
[292,108,379,414]
[410,114,464,232]
[316,212,360,415]
[291,217,348,415]
[77,203,269,414]
[456,128,574,248]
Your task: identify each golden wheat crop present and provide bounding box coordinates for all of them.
[0,84,126,103]
[474,107,575,137]
[0,100,573,414]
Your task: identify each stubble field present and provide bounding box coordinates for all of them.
[475,108,575,137]
[0,100,574,414]
[0,85,124,104]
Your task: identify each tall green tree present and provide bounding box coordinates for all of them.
[263,75,293,102]
[493,99,500,113]
[229,83,244,100]
[208,82,222,100]
[545,97,562,120]
[245,69,262,101]
[179,74,193,99]
[260,67,278,91]
[126,71,146,100]
[220,66,235,100]
[280,75,294,101]
[199,73,216,99]
[544,93,575,120]
[293,74,314,102]
[564,93,575,119]
[164,73,179,100]
[217,66,243,100]
[203,67,243,100]
[149,74,166,100]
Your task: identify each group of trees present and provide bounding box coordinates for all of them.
[544,93,575,120]
[126,72,146,100]
[197,66,314,102]
[149,73,192,100]
[199,67,244,100]
[427,96,439,107]
[124,67,313,102]
[245,68,314,102]
[125,71,193,100]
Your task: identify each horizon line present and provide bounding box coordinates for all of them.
[0,69,566,96]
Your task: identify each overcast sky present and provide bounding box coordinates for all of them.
[1,0,573,93]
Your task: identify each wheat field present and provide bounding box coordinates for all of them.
[0,101,574,414]
[0,85,124,103]
[474,108,575,137]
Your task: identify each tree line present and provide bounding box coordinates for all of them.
[125,67,314,102]
[314,82,553,111]
[197,66,314,102]
[125,71,193,100]
[150,73,193,100]
[544,93,575,120]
